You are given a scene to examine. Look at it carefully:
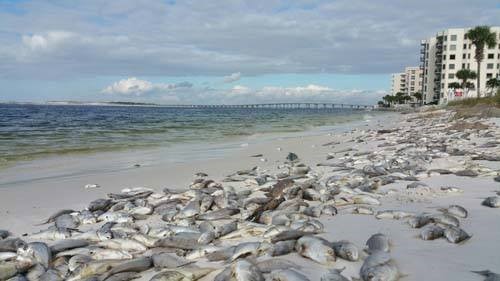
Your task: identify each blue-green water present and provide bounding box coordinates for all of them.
[0,103,369,168]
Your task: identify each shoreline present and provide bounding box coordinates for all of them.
[0,111,384,187]
[1,108,499,280]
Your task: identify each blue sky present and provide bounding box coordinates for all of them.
[0,0,499,104]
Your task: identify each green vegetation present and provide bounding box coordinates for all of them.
[455,69,477,90]
[378,92,421,107]
[447,91,500,107]
[466,26,498,98]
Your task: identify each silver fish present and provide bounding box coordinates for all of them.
[365,233,390,253]
[270,269,310,281]
[443,226,471,243]
[360,251,400,281]
[296,236,335,264]
[420,225,444,240]
[331,240,359,261]
[231,259,264,281]
[482,197,500,208]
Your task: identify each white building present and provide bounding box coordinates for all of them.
[391,72,406,95]
[421,26,500,104]
[391,67,423,102]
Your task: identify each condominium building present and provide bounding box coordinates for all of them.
[391,67,423,102]
[391,72,406,95]
[420,26,500,104]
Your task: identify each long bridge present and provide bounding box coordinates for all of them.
[153,103,374,110]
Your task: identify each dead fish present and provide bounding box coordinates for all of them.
[429,213,459,227]
[375,210,414,220]
[365,233,390,253]
[321,205,338,216]
[231,259,264,281]
[197,208,239,221]
[67,260,123,281]
[104,272,141,281]
[0,238,25,252]
[0,261,18,280]
[352,195,380,205]
[320,268,350,281]
[0,230,10,239]
[443,226,471,243]
[152,252,193,268]
[331,240,359,261]
[90,248,133,260]
[36,209,75,225]
[88,198,113,212]
[296,236,335,264]
[101,257,152,279]
[98,212,134,224]
[255,258,301,273]
[482,197,500,208]
[55,214,79,229]
[0,252,17,262]
[271,230,311,243]
[17,242,52,269]
[360,251,400,281]
[269,240,296,256]
[270,269,310,281]
[439,205,468,218]
[50,239,89,254]
[98,239,147,252]
[471,270,500,281]
[350,207,374,215]
[155,235,200,250]
[204,246,235,262]
[407,215,432,228]
[420,225,444,240]
[454,170,478,177]
[149,270,186,281]
[231,242,269,261]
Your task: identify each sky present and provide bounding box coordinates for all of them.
[0,0,499,105]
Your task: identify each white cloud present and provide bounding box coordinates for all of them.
[223,72,241,83]
[102,77,192,95]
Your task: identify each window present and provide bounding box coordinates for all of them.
[441,83,444,89]
[410,87,415,91]
[468,54,471,59]
[464,34,468,40]
[442,74,445,79]
[488,53,494,59]
[467,63,470,69]
[498,63,500,69]
[487,63,494,69]
[487,73,493,78]
[411,81,415,85]
[468,44,471,49]
[448,73,454,79]
[443,55,446,60]
[450,35,457,41]
[443,64,446,69]
[462,54,466,59]
[444,45,447,51]
[463,44,467,49]
[450,44,456,51]
[450,54,455,60]
[444,35,447,41]
[462,63,466,69]
[449,64,455,69]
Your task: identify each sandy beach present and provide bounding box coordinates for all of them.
[1,108,500,281]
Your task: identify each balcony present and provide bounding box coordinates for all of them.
[420,49,426,54]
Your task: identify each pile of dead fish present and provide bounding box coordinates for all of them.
[1,109,500,281]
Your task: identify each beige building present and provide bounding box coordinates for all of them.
[391,67,423,102]
[421,26,500,104]
[391,72,406,95]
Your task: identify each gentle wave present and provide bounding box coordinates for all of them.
[0,103,369,168]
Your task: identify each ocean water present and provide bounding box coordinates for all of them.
[0,103,371,169]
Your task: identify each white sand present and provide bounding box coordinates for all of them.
[1,110,499,280]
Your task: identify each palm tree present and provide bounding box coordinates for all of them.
[486,78,500,94]
[455,69,477,90]
[395,92,407,104]
[466,26,498,98]
[412,92,423,106]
